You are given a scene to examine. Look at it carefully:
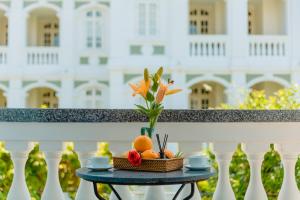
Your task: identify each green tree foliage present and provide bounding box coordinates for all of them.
[199,86,300,200]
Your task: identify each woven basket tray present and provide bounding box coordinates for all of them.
[113,157,183,172]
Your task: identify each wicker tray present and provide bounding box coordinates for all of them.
[113,157,184,172]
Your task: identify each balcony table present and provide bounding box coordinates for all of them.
[76,168,215,200]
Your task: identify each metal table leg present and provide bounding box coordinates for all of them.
[93,182,122,200]
[172,183,195,200]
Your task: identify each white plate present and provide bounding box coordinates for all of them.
[185,165,210,171]
[86,164,112,171]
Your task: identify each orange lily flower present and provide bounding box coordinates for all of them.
[156,82,182,103]
[129,80,151,98]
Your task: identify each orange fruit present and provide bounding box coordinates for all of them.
[141,150,159,159]
[133,135,153,152]
[164,149,175,159]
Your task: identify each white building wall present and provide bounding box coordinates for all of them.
[0,0,298,109]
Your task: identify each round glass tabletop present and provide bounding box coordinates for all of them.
[76,168,215,186]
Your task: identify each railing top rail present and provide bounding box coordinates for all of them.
[0,109,299,123]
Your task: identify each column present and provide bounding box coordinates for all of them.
[7,0,26,67]
[60,0,75,68]
[288,0,300,69]
[212,143,236,200]
[171,69,188,109]
[6,141,31,200]
[40,142,64,200]
[244,143,268,200]
[169,0,189,66]
[227,0,248,68]
[109,69,123,108]
[227,71,246,106]
[109,0,129,66]
[278,143,300,200]
[75,142,98,200]
[7,80,26,108]
[59,79,74,108]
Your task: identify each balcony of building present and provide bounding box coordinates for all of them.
[247,0,288,66]
[0,8,8,65]
[187,0,229,66]
[26,7,60,66]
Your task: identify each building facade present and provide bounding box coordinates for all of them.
[0,0,299,109]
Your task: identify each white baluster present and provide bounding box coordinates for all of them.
[212,143,236,200]
[75,141,98,200]
[40,141,64,200]
[110,186,134,200]
[278,143,300,200]
[144,186,166,200]
[6,141,31,200]
[244,143,268,200]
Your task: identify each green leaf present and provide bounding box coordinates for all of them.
[135,105,149,115]
[146,92,155,102]
[151,81,159,92]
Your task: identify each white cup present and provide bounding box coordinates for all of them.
[188,155,209,167]
[87,156,110,168]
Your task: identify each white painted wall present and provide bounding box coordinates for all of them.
[0,0,297,109]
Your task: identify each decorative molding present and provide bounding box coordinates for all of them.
[246,74,263,83]
[162,74,171,81]
[215,74,231,82]
[49,1,62,8]
[22,81,37,87]
[75,1,88,9]
[130,45,142,55]
[274,74,291,83]
[0,81,9,88]
[23,1,36,8]
[74,81,89,88]
[186,74,203,83]
[0,1,10,8]
[47,81,61,88]
[75,1,110,9]
[124,74,141,84]
[98,81,109,86]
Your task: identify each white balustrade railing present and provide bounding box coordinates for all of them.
[26,47,60,66]
[189,35,227,57]
[0,47,7,65]
[1,111,300,200]
[248,36,288,57]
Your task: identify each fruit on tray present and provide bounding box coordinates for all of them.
[164,149,175,159]
[127,149,142,166]
[133,135,153,152]
[141,150,160,159]
[122,134,183,167]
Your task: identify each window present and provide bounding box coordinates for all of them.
[83,88,103,108]
[41,22,59,46]
[248,10,254,34]
[189,7,211,35]
[137,1,159,36]
[201,99,209,109]
[85,9,103,49]
[41,91,58,108]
